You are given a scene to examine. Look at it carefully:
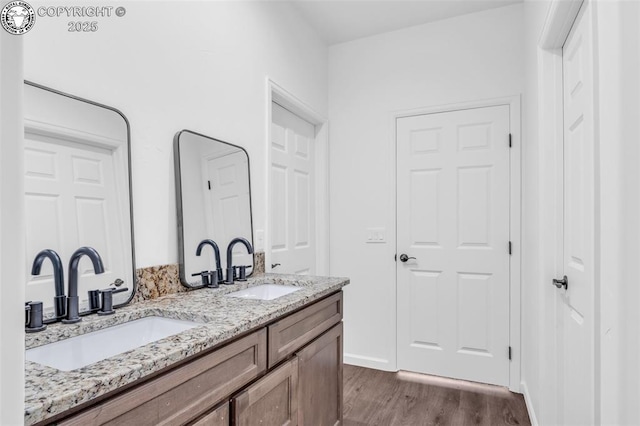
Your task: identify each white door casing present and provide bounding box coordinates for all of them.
[270,102,316,275]
[396,105,511,387]
[24,133,127,311]
[559,2,595,424]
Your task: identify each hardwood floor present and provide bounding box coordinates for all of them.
[343,365,530,426]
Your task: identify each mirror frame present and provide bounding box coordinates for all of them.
[24,80,137,309]
[174,130,255,289]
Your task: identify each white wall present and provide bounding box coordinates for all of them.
[24,1,328,268]
[0,10,26,423]
[328,5,524,370]
[520,1,559,423]
[591,2,640,424]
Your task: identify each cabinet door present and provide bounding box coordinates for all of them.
[233,358,299,426]
[297,322,343,426]
[190,402,229,426]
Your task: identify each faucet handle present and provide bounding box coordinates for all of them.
[97,287,129,316]
[204,270,219,288]
[191,270,218,287]
[237,265,250,281]
[25,301,47,333]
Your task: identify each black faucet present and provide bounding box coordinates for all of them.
[196,239,223,283]
[225,237,253,284]
[31,249,66,319]
[63,247,105,324]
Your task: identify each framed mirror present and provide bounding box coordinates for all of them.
[24,81,136,318]
[174,130,254,288]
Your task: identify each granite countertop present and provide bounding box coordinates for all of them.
[25,273,349,425]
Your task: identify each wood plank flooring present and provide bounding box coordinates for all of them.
[343,365,530,426]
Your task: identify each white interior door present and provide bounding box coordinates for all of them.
[270,102,316,275]
[205,151,252,268]
[24,133,125,310]
[396,105,511,386]
[558,2,595,424]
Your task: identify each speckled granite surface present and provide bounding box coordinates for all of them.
[254,251,265,274]
[24,273,348,425]
[131,263,188,303]
[132,251,265,302]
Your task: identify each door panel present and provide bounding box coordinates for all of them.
[397,105,510,386]
[270,103,316,275]
[560,2,595,424]
[24,135,125,310]
[205,150,252,268]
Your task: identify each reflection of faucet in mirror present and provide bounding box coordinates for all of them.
[63,247,105,324]
[225,238,254,284]
[24,82,136,315]
[174,130,255,288]
[31,249,66,320]
[196,239,223,283]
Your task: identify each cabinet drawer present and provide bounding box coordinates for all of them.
[233,357,298,426]
[268,292,342,368]
[59,328,267,426]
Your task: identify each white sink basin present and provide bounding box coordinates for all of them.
[226,284,301,301]
[26,316,199,371]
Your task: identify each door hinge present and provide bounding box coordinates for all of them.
[207,180,211,190]
[508,241,512,255]
[509,133,512,148]
[509,346,512,360]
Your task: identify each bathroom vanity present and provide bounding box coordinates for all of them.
[24,274,347,425]
[21,83,343,425]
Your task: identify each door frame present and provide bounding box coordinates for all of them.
[265,78,330,275]
[391,95,522,391]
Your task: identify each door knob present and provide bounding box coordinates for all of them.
[399,254,416,263]
[552,275,568,290]
[271,263,281,269]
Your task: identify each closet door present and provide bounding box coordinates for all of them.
[557,2,596,424]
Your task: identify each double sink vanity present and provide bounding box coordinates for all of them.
[23,83,348,425]
[25,274,348,425]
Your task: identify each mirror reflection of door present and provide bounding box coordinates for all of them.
[270,102,316,275]
[175,131,254,287]
[24,83,135,316]
[203,150,252,268]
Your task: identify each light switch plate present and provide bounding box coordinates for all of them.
[366,227,386,243]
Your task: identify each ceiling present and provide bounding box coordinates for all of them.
[287,0,523,45]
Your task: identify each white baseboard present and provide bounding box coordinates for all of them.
[520,381,539,426]
[344,353,394,371]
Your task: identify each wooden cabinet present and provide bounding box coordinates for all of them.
[297,323,343,426]
[58,329,266,426]
[268,292,342,368]
[233,322,343,426]
[51,291,343,426]
[233,358,298,426]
